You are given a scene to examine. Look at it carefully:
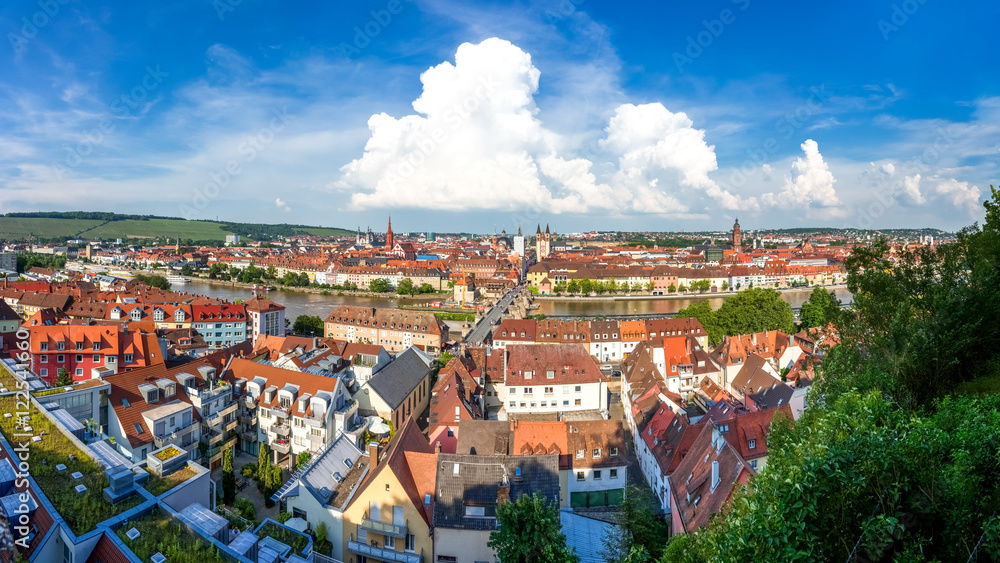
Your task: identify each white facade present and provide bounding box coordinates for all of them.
[500,380,607,416]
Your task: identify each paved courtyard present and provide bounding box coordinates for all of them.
[210,450,281,523]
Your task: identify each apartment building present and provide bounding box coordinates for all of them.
[500,344,608,417]
[324,305,450,354]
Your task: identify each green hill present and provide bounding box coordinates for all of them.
[0,213,351,242]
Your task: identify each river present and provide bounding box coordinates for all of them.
[180,279,852,322]
[181,279,443,321]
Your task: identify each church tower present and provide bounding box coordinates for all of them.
[385,214,394,251]
[732,218,742,251]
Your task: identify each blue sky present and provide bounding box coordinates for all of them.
[1,0,997,234]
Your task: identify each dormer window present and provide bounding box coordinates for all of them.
[40,342,48,351]
[130,309,142,321]
[56,341,65,351]
[93,342,101,351]
[75,342,84,351]
[748,439,756,449]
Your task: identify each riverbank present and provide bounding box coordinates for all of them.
[178,275,447,301]
[533,284,847,301]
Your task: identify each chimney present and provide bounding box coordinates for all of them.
[368,442,379,472]
[711,460,720,492]
[751,333,757,345]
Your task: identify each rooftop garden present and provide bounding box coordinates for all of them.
[256,520,310,556]
[0,366,20,391]
[32,386,71,397]
[144,465,198,497]
[153,446,182,461]
[116,508,227,563]
[0,396,144,536]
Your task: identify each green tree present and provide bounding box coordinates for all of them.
[133,274,171,291]
[266,265,277,279]
[529,285,540,295]
[180,264,193,276]
[602,485,669,562]
[297,272,310,286]
[676,301,722,345]
[55,367,73,386]
[566,279,580,294]
[667,283,676,294]
[292,315,324,336]
[677,283,687,293]
[553,282,567,295]
[645,281,655,292]
[579,278,594,294]
[369,278,392,292]
[397,278,415,295]
[721,281,729,291]
[296,452,311,470]
[419,282,434,293]
[712,287,794,338]
[222,447,236,505]
[488,493,579,563]
[798,286,844,329]
[258,444,272,493]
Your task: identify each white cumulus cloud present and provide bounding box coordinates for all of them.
[762,139,841,213]
[333,38,748,216]
[901,174,925,205]
[934,178,981,217]
[275,198,291,211]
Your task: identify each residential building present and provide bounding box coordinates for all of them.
[427,356,484,453]
[29,324,165,383]
[324,305,450,354]
[500,344,609,417]
[245,295,286,344]
[342,419,436,563]
[226,357,360,465]
[432,453,560,563]
[355,346,435,432]
[190,303,249,349]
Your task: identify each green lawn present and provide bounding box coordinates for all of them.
[117,507,227,563]
[144,465,198,497]
[257,521,310,556]
[0,397,143,535]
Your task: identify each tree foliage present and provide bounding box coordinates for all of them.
[55,367,73,386]
[488,493,579,563]
[798,286,844,329]
[602,485,669,562]
[369,278,392,292]
[292,315,324,336]
[222,447,236,505]
[676,288,793,346]
[16,252,67,273]
[133,274,171,291]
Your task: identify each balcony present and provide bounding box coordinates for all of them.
[360,515,408,538]
[271,423,290,437]
[223,419,238,433]
[347,538,421,563]
[192,383,232,403]
[206,436,237,464]
[153,420,200,449]
[243,394,256,408]
[205,430,227,446]
[240,429,258,442]
[270,440,290,454]
[271,405,290,419]
[205,402,239,426]
[334,400,358,428]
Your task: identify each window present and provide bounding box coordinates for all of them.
[57,354,65,363]
[748,439,756,449]
[719,424,729,433]
[93,355,101,363]
[75,342,84,351]
[544,387,553,394]
[124,354,133,363]
[122,398,130,408]
[575,385,581,392]
[610,447,619,457]
[610,469,619,479]
[385,536,395,549]
[576,471,585,481]
[76,355,83,363]
[562,400,569,406]
[593,448,601,458]
[593,470,602,480]
[576,450,584,459]
[134,423,144,434]
[75,368,82,376]
[56,341,65,351]
[405,534,415,552]
[40,342,47,351]
[524,387,533,395]
[40,355,47,363]
[574,399,581,406]
[39,368,47,377]
[424,493,431,505]
[750,460,758,470]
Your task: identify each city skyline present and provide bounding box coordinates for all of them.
[1,1,997,233]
